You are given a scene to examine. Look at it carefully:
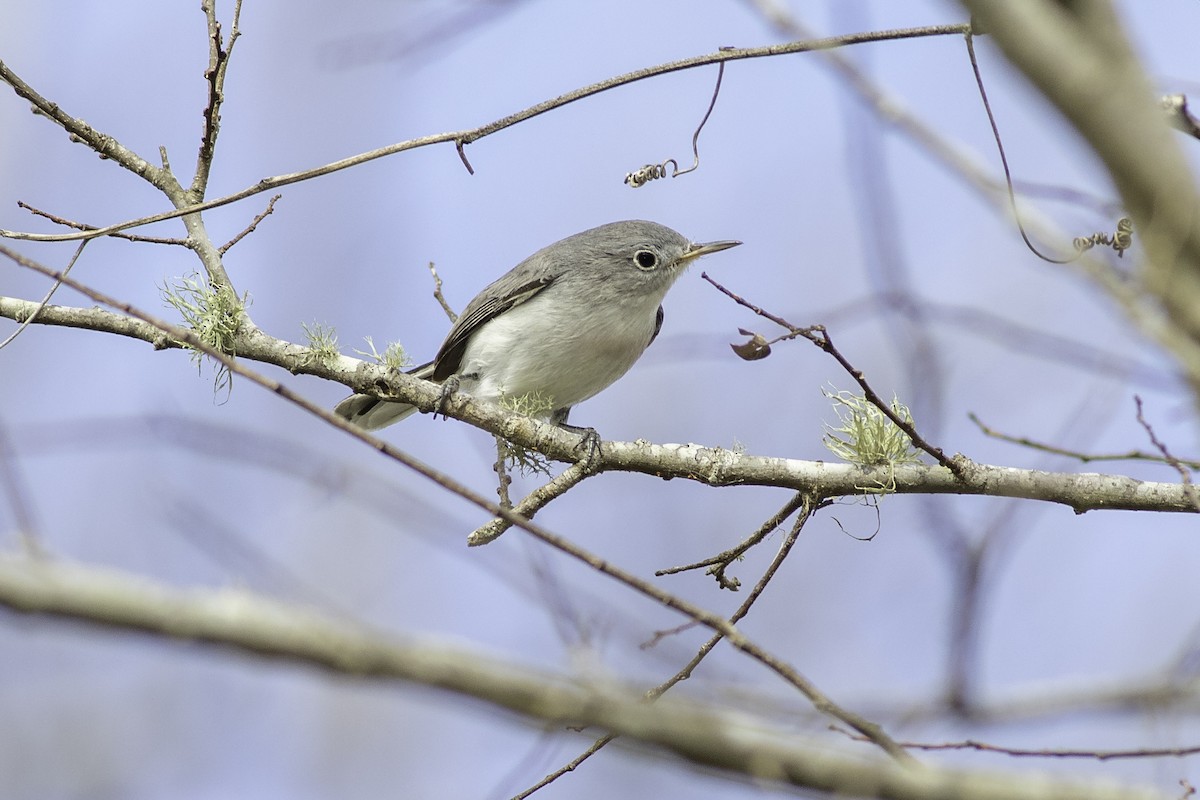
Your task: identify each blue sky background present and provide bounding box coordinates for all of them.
[3,1,1200,798]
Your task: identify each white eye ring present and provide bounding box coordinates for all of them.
[634,250,658,270]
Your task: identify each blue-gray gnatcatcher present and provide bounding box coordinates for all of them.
[335,220,740,430]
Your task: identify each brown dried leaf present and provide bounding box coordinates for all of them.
[731,329,771,361]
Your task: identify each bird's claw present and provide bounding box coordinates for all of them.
[433,375,461,421]
[562,424,602,473]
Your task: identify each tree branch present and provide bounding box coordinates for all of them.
[0,555,1167,800]
[0,59,166,188]
[0,23,970,244]
[1,290,1196,515]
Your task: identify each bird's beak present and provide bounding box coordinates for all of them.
[682,239,741,262]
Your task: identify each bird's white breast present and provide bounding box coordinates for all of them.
[457,284,662,413]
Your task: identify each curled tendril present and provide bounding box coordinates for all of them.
[625,55,728,188]
[625,159,679,188]
[1073,217,1134,258]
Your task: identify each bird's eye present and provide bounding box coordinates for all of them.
[634,250,658,270]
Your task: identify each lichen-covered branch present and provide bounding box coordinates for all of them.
[0,291,1196,514]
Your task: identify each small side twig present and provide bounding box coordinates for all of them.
[428,261,458,322]
[455,138,475,175]
[16,202,187,245]
[1134,395,1200,511]
[640,621,701,650]
[193,0,244,196]
[656,492,807,590]
[218,194,281,254]
[494,436,515,511]
[816,328,964,476]
[969,412,1200,469]
[469,462,591,546]
[510,734,616,800]
[0,240,88,352]
[833,727,1200,761]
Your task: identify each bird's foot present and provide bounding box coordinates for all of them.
[433,375,461,421]
[559,422,603,473]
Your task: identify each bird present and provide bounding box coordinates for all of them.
[335,220,740,431]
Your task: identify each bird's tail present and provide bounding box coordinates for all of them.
[334,361,436,431]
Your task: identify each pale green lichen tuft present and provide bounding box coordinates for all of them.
[354,336,411,372]
[823,388,921,493]
[301,321,339,367]
[161,272,249,396]
[497,392,557,476]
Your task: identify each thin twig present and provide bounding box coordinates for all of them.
[494,436,514,511]
[1134,395,1200,511]
[469,462,591,546]
[702,272,967,479]
[193,0,243,197]
[640,621,701,649]
[0,61,165,190]
[428,261,458,322]
[835,728,1200,761]
[510,734,617,800]
[16,202,187,245]
[969,412,1200,469]
[218,194,281,254]
[655,492,806,590]
[0,241,88,352]
[514,495,828,798]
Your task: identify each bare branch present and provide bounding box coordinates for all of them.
[0,241,87,352]
[0,555,1168,800]
[427,261,458,322]
[838,729,1200,762]
[218,194,281,254]
[656,493,808,590]
[16,201,186,245]
[1134,395,1200,511]
[469,462,591,546]
[0,59,166,187]
[970,412,1200,469]
[0,23,971,244]
[192,0,243,197]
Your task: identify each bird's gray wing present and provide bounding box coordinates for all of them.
[647,305,665,348]
[431,273,556,381]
